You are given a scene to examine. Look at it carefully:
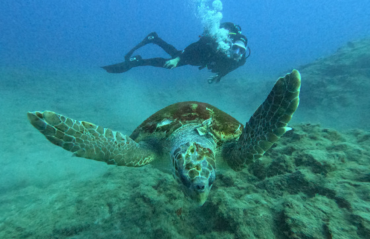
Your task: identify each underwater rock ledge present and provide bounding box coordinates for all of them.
[297,38,370,129]
[0,123,369,239]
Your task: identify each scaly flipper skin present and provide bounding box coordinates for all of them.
[27,111,157,166]
[225,70,301,170]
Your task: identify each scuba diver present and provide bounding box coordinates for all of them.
[102,22,250,84]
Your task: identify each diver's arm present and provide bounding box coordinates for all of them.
[209,57,247,83]
[164,47,196,69]
[207,74,222,84]
[164,37,213,68]
[164,57,180,69]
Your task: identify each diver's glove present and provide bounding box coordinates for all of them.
[164,57,180,69]
[207,74,222,84]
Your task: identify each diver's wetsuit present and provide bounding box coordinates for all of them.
[177,35,247,82]
[102,24,249,83]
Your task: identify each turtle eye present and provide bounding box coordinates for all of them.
[208,176,214,186]
[179,170,191,188]
[208,170,215,186]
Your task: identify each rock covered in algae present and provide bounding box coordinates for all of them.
[1,39,370,238]
[296,38,370,129]
[0,123,369,238]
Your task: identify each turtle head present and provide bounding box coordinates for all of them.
[171,142,216,206]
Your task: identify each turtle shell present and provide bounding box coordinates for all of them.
[130,101,243,144]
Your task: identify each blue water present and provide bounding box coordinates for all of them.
[1,0,369,76]
[1,1,370,238]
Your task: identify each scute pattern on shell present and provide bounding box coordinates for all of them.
[130,101,243,143]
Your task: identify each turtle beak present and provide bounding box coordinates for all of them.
[190,178,212,206]
[192,190,210,206]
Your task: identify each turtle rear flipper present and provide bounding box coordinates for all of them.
[225,70,301,170]
[27,111,157,167]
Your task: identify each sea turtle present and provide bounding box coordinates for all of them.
[27,70,301,206]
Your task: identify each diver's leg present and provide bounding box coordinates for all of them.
[103,33,180,73]
[124,33,157,61]
[151,37,181,57]
[102,56,172,73]
[102,56,143,73]
[138,58,169,67]
[125,32,180,60]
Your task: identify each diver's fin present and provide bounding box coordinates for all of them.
[101,61,131,73]
[102,55,143,73]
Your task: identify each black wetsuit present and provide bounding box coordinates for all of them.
[102,23,249,83]
[177,35,247,79]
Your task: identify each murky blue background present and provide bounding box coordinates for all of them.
[1,0,369,78]
[0,2,370,238]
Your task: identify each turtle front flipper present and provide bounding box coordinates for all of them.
[27,111,157,167]
[224,70,301,170]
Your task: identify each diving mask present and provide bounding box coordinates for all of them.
[230,40,246,60]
